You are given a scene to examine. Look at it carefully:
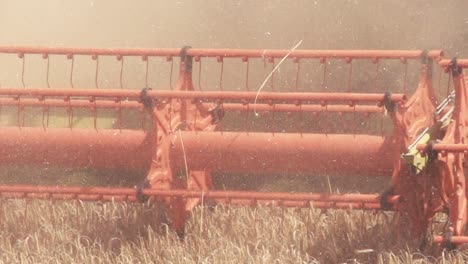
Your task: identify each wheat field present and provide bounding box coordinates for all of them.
[0,198,465,264]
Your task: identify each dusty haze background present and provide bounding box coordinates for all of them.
[1,0,468,90]
[1,0,468,51]
[0,1,468,190]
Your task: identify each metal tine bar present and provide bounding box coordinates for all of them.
[18,53,26,88]
[68,55,74,88]
[93,55,99,89]
[197,57,203,91]
[321,57,327,92]
[43,54,50,88]
[117,55,124,89]
[243,57,249,91]
[143,55,149,88]
[217,56,224,91]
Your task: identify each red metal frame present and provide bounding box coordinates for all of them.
[0,185,398,210]
[3,46,468,247]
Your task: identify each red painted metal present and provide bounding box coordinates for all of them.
[434,66,468,238]
[0,88,406,103]
[417,144,468,153]
[221,103,384,113]
[6,45,468,247]
[439,59,468,68]
[0,46,443,60]
[0,128,394,177]
[0,184,396,210]
[0,97,142,109]
[433,236,468,244]
[387,59,440,238]
[0,128,154,169]
[171,132,396,177]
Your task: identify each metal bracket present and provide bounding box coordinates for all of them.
[135,179,150,203]
[449,57,462,78]
[379,187,395,211]
[180,45,192,71]
[383,91,396,113]
[209,103,225,124]
[140,87,154,109]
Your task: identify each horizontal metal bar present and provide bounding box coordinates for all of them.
[0,184,396,210]
[439,59,468,68]
[223,103,383,113]
[172,132,396,177]
[0,97,142,109]
[416,144,468,153]
[0,98,383,113]
[0,128,396,177]
[0,88,406,102]
[433,236,468,244]
[0,46,444,60]
[0,128,154,169]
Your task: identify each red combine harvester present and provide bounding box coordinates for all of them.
[0,46,466,248]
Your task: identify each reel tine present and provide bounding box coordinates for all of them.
[68,54,74,88]
[243,57,249,91]
[217,56,224,91]
[294,57,301,92]
[197,57,203,91]
[117,55,124,89]
[93,54,100,89]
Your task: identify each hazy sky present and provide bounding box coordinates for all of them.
[0,1,466,91]
[0,1,467,55]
